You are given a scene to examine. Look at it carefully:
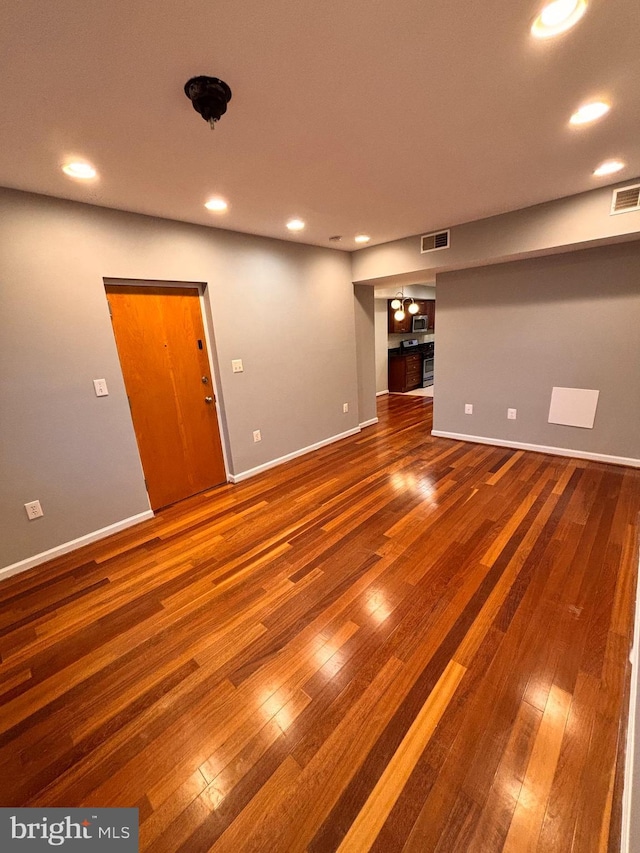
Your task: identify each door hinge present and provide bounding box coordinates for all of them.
[106,298,113,318]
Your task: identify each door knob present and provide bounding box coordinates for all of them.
[204,396,213,404]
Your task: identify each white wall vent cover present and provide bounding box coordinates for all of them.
[420,229,450,253]
[611,184,640,215]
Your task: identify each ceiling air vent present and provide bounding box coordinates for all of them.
[420,229,450,253]
[611,184,640,215]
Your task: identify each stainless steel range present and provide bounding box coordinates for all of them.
[422,342,434,387]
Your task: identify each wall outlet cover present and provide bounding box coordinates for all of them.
[464,403,473,414]
[253,429,262,442]
[24,500,43,520]
[507,408,517,420]
[343,403,349,413]
[232,359,244,374]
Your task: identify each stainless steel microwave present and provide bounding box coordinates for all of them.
[412,315,429,332]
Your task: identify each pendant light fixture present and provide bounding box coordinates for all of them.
[391,291,419,321]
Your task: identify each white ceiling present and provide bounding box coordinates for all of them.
[1,0,638,250]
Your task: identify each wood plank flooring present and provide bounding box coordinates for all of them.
[1,394,639,851]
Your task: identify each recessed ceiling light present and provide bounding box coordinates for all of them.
[570,101,610,125]
[593,160,625,177]
[204,197,228,212]
[355,235,371,244]
[531,0,587,38]
[62,161,97,180]
[286,219,305,231]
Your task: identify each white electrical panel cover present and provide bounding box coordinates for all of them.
[548,387,600,429]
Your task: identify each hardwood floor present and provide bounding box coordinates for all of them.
[1,394,639,851]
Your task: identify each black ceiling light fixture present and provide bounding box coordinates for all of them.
[184,76,232,130]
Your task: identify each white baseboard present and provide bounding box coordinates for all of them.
[229,427,362,483]
[0,510,155,582]
[376,390,389,397]
[359,417,379,429]
[621,553,640,853]
[430,430,640,469]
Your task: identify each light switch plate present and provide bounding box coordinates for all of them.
[93,378,109,397]
[507,408,517,420]
[232,359,244,374]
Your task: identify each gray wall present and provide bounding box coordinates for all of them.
[375,297,390,394]
[352,178,640,286]
[433,242,640,461]
[0,188,358,569]
[353,285,377,424]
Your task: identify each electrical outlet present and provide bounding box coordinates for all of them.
[343,403,349,413]
[464,403,473,414]
[93,378,109,397]
[232,359,244,374]
[507,408,517,420]
[24,500,43,520]
[253,429,262,442]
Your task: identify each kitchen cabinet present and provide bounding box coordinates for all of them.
[420,299,436,332]
[388,353,423,392]
[387,299,435,333]
[413,299,436,331]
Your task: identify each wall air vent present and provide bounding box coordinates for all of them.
[420,229,450,253]
[611,184,640,215]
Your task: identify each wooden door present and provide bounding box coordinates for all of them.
[106,284,226,509]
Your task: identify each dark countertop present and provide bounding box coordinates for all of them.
[388,343,434,358]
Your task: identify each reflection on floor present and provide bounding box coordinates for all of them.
[403,385,433,397]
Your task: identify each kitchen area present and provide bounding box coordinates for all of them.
[374,284,436,398]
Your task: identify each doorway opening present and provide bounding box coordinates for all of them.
[374,283,436,399]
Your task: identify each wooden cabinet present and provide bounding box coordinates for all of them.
[420,299,436,332]
[413,299,436,331]
[388,353,423,392]
[387,299,435,333]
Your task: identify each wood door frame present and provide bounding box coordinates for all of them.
[103,277,230,489]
